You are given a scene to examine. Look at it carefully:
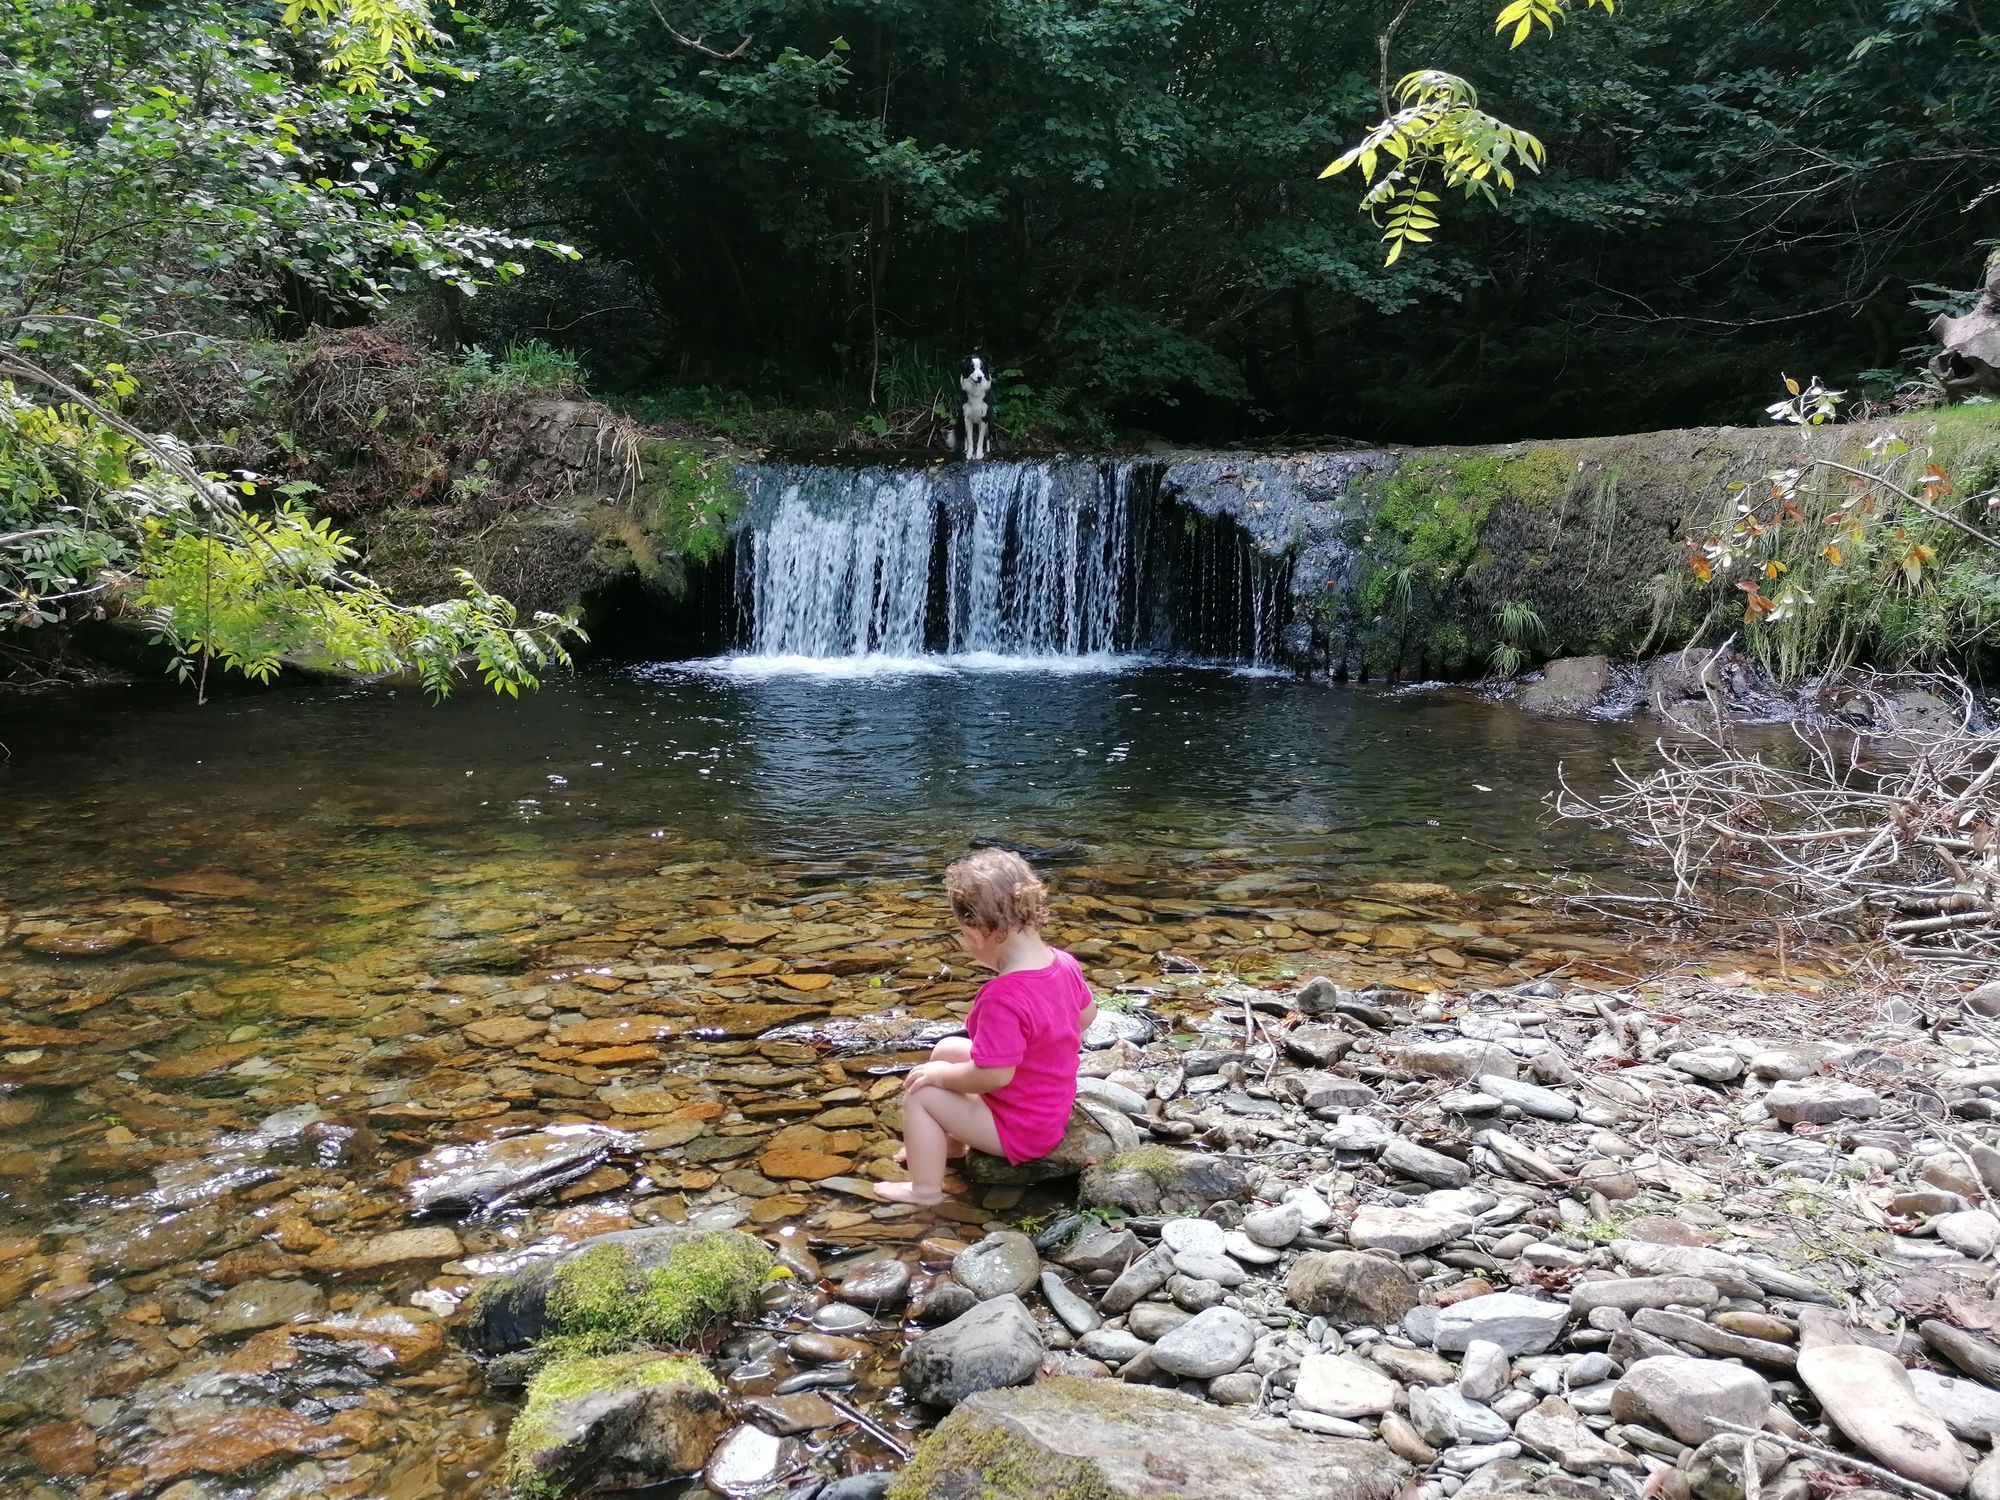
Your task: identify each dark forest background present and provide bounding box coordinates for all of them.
[429,0,2000,444]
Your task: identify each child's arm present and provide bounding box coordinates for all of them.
[907,1060,1015,1095]
[1079,1000,1099,1030]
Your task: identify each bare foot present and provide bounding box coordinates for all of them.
[894,1144,968,1167]
[876,1181,947,1206]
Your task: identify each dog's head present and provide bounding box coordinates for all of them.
[959,355,991,390]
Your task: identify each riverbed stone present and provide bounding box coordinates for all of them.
[1349,1204,1477,1255]
[1798,1344,1973,1493]
[1285,1251,1422,1325]
[1382,1136,1474,1188]
[502,1352,726,1500]
[211,1279,325,1335]
[1514,1395,1642,1474]
[836,1258,913,1309]
[1039,1271,1101,1336]
[1610,1356,1771,1445]
[462,1226,772,1354]
[1151,1306,1255,1378]
[308,1225,463,1279]
[1765,1079,1882,1126]
[1293,1353,1399,1417]
[1435,1293,1568,1355]
[887,1378,1409,1500]
[953,1232,1041,1300]
[1241,1203,1301,1248]
[900,1294,1044,1408]
[1056,1223,1142,1276]
[1936,1210,2000,1260]
[1911,1368,2000,1442]
[405,1124,628,1215]
[964,1098,1143,1185]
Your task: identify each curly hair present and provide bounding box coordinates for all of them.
[944,848,1050,935]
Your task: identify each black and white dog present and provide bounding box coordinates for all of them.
[955,355,993,461]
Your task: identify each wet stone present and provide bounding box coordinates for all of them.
[835,1259,912,1309]
[210,1279,326,1336]
[789,1332,871,1363]
[812,1303,876,1335]
[953,1231,1040,1300]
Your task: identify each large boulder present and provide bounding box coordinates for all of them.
[886,1378,1408,1500]
[1931,249,2000,400]
[1518,655,1613,715]
[502,1352,726,1500]
[964,1097,1142,1185]
[463,1227,772,1355]
[900,1295,1044,1409]
[1285,1251,1422,1326]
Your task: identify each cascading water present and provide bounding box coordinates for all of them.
[716,451,1385,667]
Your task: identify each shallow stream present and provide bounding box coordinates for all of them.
[0,661,1700,1497]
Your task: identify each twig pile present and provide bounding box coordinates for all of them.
[1553,674,2000,985]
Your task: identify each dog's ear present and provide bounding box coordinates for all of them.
[959,357,974,379]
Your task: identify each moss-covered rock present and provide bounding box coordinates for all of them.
[502,1351,725,1500]
[464,1226,774,1356]
[885,1377,1408,1500]
[963,1098,1143,1186]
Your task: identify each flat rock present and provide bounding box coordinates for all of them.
[1349,1205,1476,1256]
[1293,1354,1399,1417]
[1798,1344,1972,1493]
[1911,1368,2000,1441]
[210,1279,325,1335]
[1382,1137,1473,1188]
[835,1259,912,1309]
[1571,1276,1721,1317]
[1056,1223,1142,1276]
[1666,1046,1743,1083]
[1766,1079,1882,1126]
[1038,1271,1101,1336]
[1610,1356,1770,1445]
[307,1225,462,1278]
[1390,1041,1519,1082]
[406,1124,629,1216]
[900,1294,1044,1408]
[895,1378,1409,1500]
[1151,1307,1255,1378]
[1474,1074,1577,1121]
[1435,1293,1568,1356]
[1514,1396,1642,1474]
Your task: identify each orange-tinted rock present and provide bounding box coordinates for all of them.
[0,1023,94,1047]
[25,929,138,956]
[758,1149,855,1180]
[715,922,781,945]
[143,1042,263,1080]
[777,973,835,993]
[132,1407,368,1490]
[462,1016,547,1046]
[142,871,263,899]
[307,1226,462,1277]
[23,1420,98,1478]
[294,1309,445,1370]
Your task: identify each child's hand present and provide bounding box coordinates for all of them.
[903,1063,941,1094]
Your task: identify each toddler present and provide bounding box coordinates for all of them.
[879,849,1096,1206]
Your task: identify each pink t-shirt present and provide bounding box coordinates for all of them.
[967,948,1093,1164]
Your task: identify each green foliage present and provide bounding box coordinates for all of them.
[1486,597,1547,676]
[632,439,739,579]
[0,1,585,690]
[1324,70,1547,266]
[1685,380,2000,680]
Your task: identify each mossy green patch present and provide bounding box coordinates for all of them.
[503,1352,719,1500]
[1102,1145,1187,1185]
[540,1230,772,1357]
[633,438,740,572]
[886,1402,1122,1500]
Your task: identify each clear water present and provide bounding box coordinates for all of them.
[0,664,1664,1497]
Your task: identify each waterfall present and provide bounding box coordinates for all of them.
[721,452,1378,667]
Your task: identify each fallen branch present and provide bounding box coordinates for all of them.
[1708,1419,1958,1500]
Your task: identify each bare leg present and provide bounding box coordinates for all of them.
[879,1088,1005,1205]
[895,1039,974,1164]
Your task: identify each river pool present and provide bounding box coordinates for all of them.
[0,661,1692,1498]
